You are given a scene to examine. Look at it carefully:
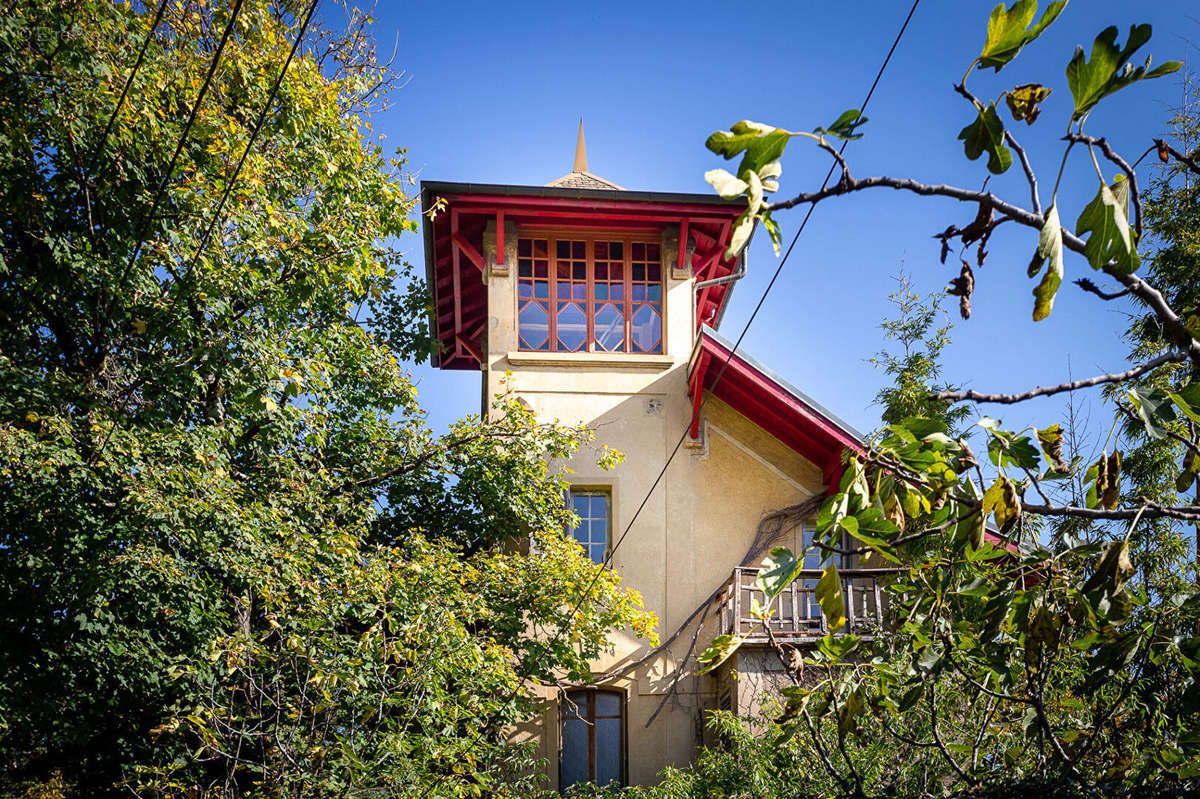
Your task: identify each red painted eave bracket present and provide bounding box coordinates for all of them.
[688,351,711,439]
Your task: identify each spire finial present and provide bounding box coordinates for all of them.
[573,118,588,173]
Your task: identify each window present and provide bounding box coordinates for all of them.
[801,523,850,618]
[568,489,610,564]
[560,689,625,790]
[517,235,663,354]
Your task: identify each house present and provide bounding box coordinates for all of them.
[420,125,885,790]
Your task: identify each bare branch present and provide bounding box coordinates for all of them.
[1023,501,1200,522]
[1074,277,1130,301]
[1156,138,1200,176]
[767,167,1200,367]
[932,351,1187,404]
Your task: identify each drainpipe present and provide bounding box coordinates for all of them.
[694,236,749,329]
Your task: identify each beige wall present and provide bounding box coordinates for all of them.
[479,221,830,788]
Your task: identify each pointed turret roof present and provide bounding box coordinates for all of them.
[547,120,625,190]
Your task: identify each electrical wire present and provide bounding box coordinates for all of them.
[90,0,172,170]
[105,0,246,322]
[183,0,322,275]
[559,0,922,637]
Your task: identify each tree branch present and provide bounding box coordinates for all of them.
[1022,501,1200,522]
[1156,138,1200,177]
[1074,277,1130,301]
[767,168,1200,367]
[931,351,1187,404]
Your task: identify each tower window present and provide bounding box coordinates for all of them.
[560,689,625,790]
[517,235,662,354]
[567,489,610,564]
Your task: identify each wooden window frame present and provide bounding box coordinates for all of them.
[559,688,627,790]
[566,487,611,565]
[516,229,664,355]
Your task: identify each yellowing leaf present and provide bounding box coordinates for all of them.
[1030,204,1064,321]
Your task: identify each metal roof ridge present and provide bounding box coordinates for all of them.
[696,324,867,444]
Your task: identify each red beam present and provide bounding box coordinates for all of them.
[452,232,486,274]
[496,211,505,265]
[456,334,482,364]
[441,193,743,217]
[451,210,462,346]
[678,218,689,274]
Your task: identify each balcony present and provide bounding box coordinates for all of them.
[717,566,889,643]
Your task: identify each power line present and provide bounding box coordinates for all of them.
[91,0,172,170]
[104,0,246,326]
[562,0,922,636]
[183,0,321,275]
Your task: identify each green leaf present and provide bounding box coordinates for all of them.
[706,121,794,181]
[816,563,846,632]
[1066,24,1183,120]
[958,103,1013,174]
[756,547,803,601]
[1075,180,1140,273]
[760,209,783,257]
[725,209,754,260]
[902,416,949,439]
[814,109,868,140]
[816,633,860,662]
[1167,390,1200,425]
[1030,204,1064,321]
[703,168,748,199]
[979,0,1068,71]
[696,634,744,675]
[988,434,1041,470]
[1126,386,1176,440]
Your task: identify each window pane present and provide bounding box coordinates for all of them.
[557,302,587,351]
[595,718,622,785]
[594,303,623,351]
[590,544,606,562]
[518,302,549,350]
[560,718,589,789]
[631,305,661,353]
[595,692,621,717]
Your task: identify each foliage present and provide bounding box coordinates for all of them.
[0,2,653,796]
[695,2,1200,795]
[870,274,970,434]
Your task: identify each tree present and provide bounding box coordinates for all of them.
[697,2,1200,794]
[870,273,969,434]
[0,2,653,796]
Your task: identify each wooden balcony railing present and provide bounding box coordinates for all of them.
[717,566,890,642]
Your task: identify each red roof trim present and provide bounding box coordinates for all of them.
[688,329,864,492]
[421,183,745,369]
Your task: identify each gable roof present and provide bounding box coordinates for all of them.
[689,326,1023,552]
[688,325,865,489]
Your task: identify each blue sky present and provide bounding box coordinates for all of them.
[359,0,1199,454]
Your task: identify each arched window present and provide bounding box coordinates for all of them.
[560,688,625,790]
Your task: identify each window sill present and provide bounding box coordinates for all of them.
[506,351,674,370]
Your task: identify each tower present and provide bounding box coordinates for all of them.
[420,126,865,789]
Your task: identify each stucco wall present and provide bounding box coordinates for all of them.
[479,221,830,788]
